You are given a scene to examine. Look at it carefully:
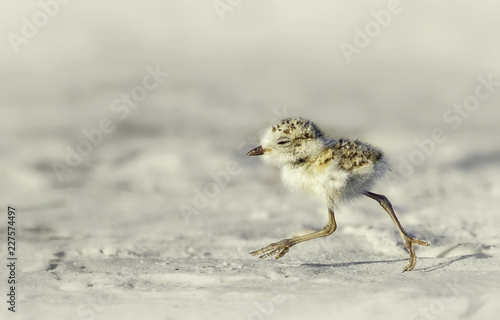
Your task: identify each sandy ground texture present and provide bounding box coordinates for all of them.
[1,1,500,319]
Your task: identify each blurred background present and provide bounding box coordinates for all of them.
[2,0,500,209]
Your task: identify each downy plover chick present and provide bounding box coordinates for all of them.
[247,117,429,272]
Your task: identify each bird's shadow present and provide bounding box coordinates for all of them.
[418,252,491,272]
[301,252,491,272]
[301,258,406,269]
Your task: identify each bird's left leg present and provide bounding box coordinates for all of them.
[364,191,430,272]
[251,207,337,259]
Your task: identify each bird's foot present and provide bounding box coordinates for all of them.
[250,239,295,259]
[402,235,430,272]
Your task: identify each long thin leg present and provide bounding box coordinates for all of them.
[364,191,430,272]
[251,207,337,259]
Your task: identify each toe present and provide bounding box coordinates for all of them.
[403,256,417,272]
[416,239,430,246]
[275,247,289,259]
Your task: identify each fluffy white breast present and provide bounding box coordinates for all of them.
[280,151,349,203]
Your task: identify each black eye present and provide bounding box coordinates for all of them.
[277,138,290,145]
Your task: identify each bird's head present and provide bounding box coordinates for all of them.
[247,117,327,167]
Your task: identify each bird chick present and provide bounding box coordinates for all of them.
[247,117,429,272]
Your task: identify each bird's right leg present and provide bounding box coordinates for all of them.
[251,207,337,259]
[364,191,430,272]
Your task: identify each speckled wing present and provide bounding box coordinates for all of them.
[329,138,384,172]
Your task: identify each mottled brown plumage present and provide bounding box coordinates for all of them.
[331,138,383,171]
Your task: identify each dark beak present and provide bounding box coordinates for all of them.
[247,145,265,156]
